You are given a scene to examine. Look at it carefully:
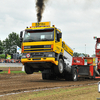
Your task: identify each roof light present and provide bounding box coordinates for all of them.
[52,25,55,27]
[32,22,50,27]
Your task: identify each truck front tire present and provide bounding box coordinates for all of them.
[24,65,34,74]
[54,59,64,74]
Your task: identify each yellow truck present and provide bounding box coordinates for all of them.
[20,22,77,81]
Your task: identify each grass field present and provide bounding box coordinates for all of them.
[0,68,100,100]
[0,71,25,74]
[0,84,100,100]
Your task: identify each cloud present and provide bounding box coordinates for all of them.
[0,0,100,56]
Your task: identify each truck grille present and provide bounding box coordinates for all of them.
[32,52,44,57]
[24,45,51,52]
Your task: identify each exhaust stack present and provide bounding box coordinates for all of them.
[36,0,48,22]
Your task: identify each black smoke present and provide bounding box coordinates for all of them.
[36,0,47,22]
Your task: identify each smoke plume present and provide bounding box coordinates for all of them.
[36,0,47,22]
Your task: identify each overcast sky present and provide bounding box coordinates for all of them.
[0,0,100,56]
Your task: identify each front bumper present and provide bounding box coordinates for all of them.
[21,57,58,65]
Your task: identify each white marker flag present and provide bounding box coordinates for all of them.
[17,46,21,53]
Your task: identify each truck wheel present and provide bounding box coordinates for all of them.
[42,72,51,80]
[42,73,56,80]
[64,73,70,81]
[54,59,64,74]
[70,67,78,81]
[42,73,47,80]
[25,65,34,74]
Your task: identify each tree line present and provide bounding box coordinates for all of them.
[0,32,21,55]
[73,52,90,57]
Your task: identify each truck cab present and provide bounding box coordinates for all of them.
[20,22,76,81]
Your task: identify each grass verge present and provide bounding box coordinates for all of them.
[0,71,25,74]
[0,85,100,100]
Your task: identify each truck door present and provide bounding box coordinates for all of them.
[55,29,62,54]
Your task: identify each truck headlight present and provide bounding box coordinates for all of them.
[48,54,53,57]
[44,52,55,57]
[21,54,26,58]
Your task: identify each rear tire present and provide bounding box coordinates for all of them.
[42,73,47,80]
[70,67,78,81]
[24,65,34,74]
[42,72,56,80]
[64,73,70,81]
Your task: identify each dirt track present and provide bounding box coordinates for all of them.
[0,73,99,96]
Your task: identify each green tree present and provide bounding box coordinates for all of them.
[3,32,21,54]
[0,40,4,54]
[0,54,5,59]
[73,52,90,57]
[73,52,80,57]
[92,54,96,57]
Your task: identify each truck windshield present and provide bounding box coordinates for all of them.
[23,29,54,42]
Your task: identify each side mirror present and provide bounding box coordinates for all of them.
[20,31,23,42]
[20,31,23,38]
[20,38,23,43]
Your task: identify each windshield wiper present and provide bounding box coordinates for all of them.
[41,38,51,41]
[24,39,36,42]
